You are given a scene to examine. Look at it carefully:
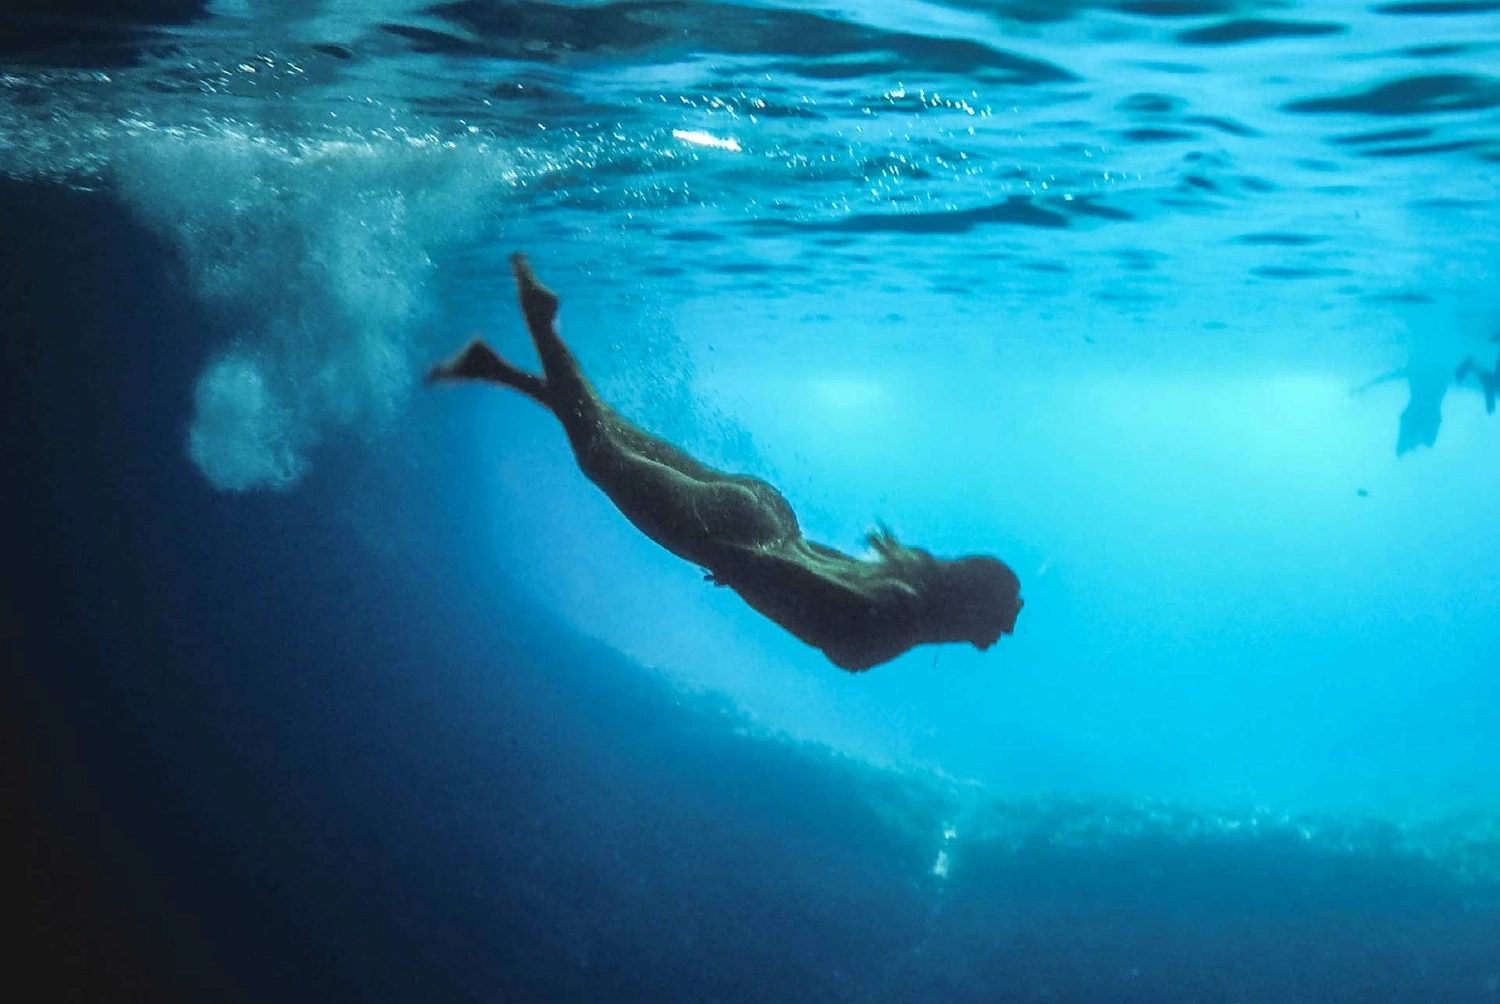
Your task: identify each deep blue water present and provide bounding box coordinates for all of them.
[5,1,1500,1001]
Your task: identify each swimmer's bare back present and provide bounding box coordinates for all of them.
[428,254,1024,672]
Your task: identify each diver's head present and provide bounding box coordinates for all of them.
[934,556,1023,651]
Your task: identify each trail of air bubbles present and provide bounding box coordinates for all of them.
[0,62,547,489]
[110,119,520,490]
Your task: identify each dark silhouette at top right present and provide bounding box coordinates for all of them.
[1454,332,1500,416]
[1351,362,1447,456]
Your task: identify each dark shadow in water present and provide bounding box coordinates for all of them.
[739,195,1138,239]
[0,0,207,65]
[421,0,1075,85]
[1455,337,1500,415]
[1284,72,1500,116]
[1352,364,1449,455]
[1362,332,1500,454]
[1375,0,1500,14]
[1176,17,1347,46]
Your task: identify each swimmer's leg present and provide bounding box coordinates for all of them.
[578,447,791,562]
[1454,356,1500,413]
[426,338,551,408]
[510,253,593,407]
[508,253,763,485]
[507,254,698,472]
[508,254,799,553]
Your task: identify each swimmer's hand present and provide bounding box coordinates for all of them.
[703,570,729,587]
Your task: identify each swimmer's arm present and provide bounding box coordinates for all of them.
[711,547,924,670]
[1350,368,1403,397]
[713,545,917,623]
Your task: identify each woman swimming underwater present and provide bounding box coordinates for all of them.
[428,254,1023,672]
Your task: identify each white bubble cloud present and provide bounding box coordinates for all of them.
[110,125,508,490]
[188,354,305,492]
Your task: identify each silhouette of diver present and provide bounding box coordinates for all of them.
[1351,359,1447,456]
[428,254,1024,672]
[1454,334,1500,415]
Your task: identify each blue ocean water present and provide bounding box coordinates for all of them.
[4,0,1499,1000]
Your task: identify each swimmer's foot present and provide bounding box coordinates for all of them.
[510,252,560,328]
[426,337,552,406]
[1456,358,1474,383]
[426,338,509,385]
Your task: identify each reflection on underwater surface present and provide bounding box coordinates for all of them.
[3,0,1500,999]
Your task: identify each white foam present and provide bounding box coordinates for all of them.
[106,122,513,489]
[0,57,544,490]
[188,353,305,491]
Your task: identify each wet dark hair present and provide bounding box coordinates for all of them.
[947,556,1020,601]
[865,525,935,576]
[941,557,1023,635]
[866,527,1022,637]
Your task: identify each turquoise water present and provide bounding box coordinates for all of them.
[4,1,1499,999]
